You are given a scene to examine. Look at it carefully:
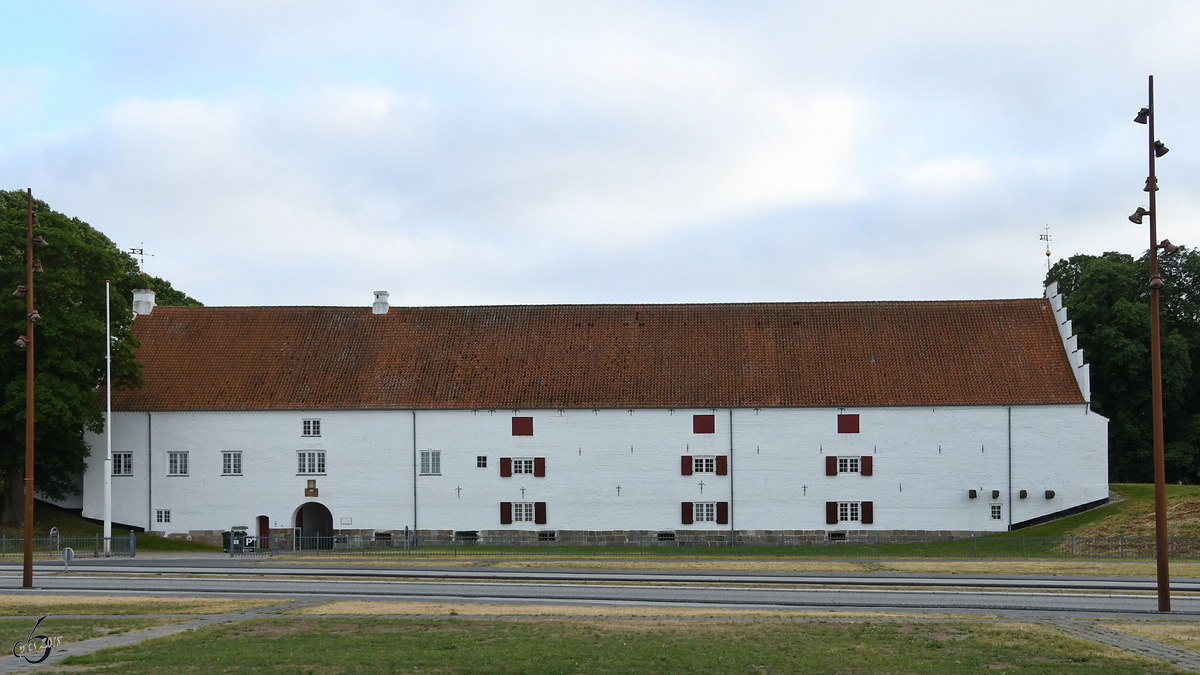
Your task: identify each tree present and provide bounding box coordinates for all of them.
[1047,249,1200,482]
[0,190,200,525]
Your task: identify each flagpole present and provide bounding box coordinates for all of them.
[103,280,112,555]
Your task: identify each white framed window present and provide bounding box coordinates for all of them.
[512,502,535,522]
[223,451,242,476]
[991,503,1003,520]
[298,451,325,475]
[168,452,188,476]
[420,450,441,475]
[477,456,487,468]
[113,453,133,476]
[302,419,321,437]
[693,502,716,523]
[513,458,534,474]
[838,501,860,523]
[837,457,860,474]
[156,509,170,523]
[692,457,715,474]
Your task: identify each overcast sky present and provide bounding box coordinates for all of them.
[0,1,1197,307]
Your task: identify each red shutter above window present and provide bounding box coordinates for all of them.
[837,414,860,433]
[500,502,513,525]
[500,457,512,477]
[861,501,874,524]
[534,457,546,477]
[693,414,715,434]
[825,456,838,476]
[512,417,533,436]
[716,502,729,525]
[826,501,838,525]
[860,456,872,476]
[681,502,694,524]
[534,502,547,525]
[681,455,693,475]
[715,455,728,475]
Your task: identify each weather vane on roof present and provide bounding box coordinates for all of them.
[1040,225,1052,271]
[129,243,155,273]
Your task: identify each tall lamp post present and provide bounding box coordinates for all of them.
[14,189,47,589]
[1130,75,1174,613]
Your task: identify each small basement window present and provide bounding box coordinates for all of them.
[538,531,556,542]
[657,532,677,542]
[828,531,847,541]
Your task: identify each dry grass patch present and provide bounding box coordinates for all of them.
[0,595,278,616]
[1107,622,1200,653]
[884,560,1200,578]
[296,600,962,619]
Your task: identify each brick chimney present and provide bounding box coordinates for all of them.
[372,291,389,315]
[132,289,156,316]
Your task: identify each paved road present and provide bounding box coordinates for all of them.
[1,559,1197,619]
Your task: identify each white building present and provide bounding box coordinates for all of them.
[71,285,1107,544]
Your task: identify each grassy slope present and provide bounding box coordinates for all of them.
[0,501,219,551]
[1002,483,1200,539]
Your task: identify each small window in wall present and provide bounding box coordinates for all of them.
[838,501,860,523]
[113,453,133,476]
[420,450,442,475]
[512,417,533,436]
[168,452,188,476]
[837,457,860,474]
[991,504,1003,520]
[694,502,716,522]
[693,414,715,434]
[513,458,534,474]
[302,419,321,437]
[298,451,325,475]
[223,451,242,476]
[693,457,715,474]
[837,414,859,433]
[156,509,170,523]
[477,456,488,468]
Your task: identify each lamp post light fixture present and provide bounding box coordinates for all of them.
[1134,76,1173,613]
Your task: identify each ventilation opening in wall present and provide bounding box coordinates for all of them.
[828,532,847,542]
[657,532,677,542]
[374,532,392,542]
[538,531,556,542]
[455,531,479,544]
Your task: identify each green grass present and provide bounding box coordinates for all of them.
[61,617,1187,674]
[0,501,219,552]
[0,617,183,645]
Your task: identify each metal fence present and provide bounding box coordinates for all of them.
[228,532,1197,560]
[0,533,136,558]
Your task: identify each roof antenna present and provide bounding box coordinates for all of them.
[1040,225,1052,272]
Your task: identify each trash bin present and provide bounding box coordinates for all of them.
[222,531,232,552]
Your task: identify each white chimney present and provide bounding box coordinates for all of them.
[132,289,156,316]
[372,291,390,315]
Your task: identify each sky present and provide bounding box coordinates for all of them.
[0,1,1197,307]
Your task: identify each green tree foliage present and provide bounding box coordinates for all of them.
[1047,249,1200,482]
[0,190,199,523]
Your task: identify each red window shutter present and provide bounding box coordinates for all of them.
[534,457,546,477]
[715,455,728,475]
[500,502,513,525]
[860,456,872,476]
[681,455,693,475]
[693,414,715,434]
[500,457,512,477]
[512,417,533,436]
[837,414,860,433]
[826,502,838,525]
[681,502,694,524]
[716,502,729,525]
[861,501,874,524]
[535,502,547,525]
[825,456,837,476]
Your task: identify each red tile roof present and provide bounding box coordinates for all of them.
[112,299,1084,411]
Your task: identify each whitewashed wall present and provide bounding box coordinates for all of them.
[81,404,1107,535]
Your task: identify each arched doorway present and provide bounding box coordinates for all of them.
[256,515,270,549]
[293,502,333,549]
